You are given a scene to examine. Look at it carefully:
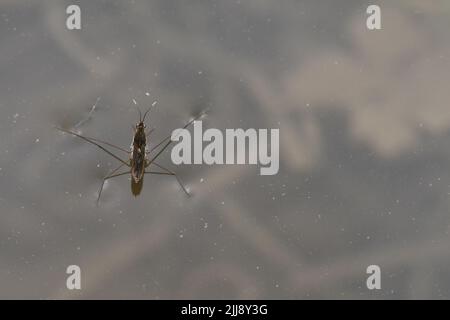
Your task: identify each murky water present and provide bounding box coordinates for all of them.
[1,0,450,299]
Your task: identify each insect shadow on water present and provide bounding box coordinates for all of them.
[56,105,206,206]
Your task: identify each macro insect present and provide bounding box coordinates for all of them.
[57,106,204,205]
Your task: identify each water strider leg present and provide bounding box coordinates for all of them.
[148,162,190,196]
[145,128,155,154]
[56,127,130,166]
[79,135,130,153]
[146,128,155,140]
[147,110,207,162]
[97,163,130,205]
[144,170,190,196]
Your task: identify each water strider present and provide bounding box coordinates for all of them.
[57,106,206,205]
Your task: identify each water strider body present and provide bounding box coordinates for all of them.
[130,116,149,191]
[57,107,205,205]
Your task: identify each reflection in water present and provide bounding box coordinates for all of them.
[1,0,450,299]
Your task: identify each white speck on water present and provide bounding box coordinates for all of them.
[145,92,150,96]
[132,98,137,105]
[179,233,184,238]
[35,138,39,143]
[152,101,157,107]
[198,70,203,75]
[221,201,225,205]
[97,163,101,168]
[200,178,204,183]
[204,222,208,229]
